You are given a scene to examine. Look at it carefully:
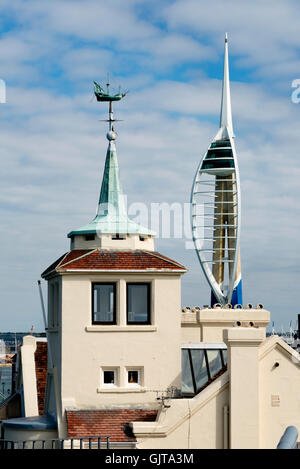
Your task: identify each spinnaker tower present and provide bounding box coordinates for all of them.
[191,34,242,307]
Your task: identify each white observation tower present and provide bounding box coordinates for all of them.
[191,33,242,307]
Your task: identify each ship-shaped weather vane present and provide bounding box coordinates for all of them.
[93,77,127,133]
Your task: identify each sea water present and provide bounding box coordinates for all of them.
[0,366,12,403]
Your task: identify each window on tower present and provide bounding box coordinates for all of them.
[205,148,233,159]
[103,370,117,386]
[127,283,150,324]
[112,233,126,240]
[92,283,116,324]
[201,159,234,170]
[210,140,231,148]
[127,370,140,385]
[49,280,59,328]
[85,234,95,241]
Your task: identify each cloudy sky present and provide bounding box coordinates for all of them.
[1,0,300,332]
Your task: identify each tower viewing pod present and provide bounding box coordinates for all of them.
[191,34,242,307]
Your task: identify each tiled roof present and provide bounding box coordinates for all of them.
[66,409,157,442]
[42,249,186,277]
[34,341,48,415]
[41,251,92,277]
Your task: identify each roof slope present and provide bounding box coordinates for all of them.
[259,334,300,363]
[42,249,186,277]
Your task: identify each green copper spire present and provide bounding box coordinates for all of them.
[97,130,127,218]
[67,82,154,239]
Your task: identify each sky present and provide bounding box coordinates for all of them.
[0,0,300,332]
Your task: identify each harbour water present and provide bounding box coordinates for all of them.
[0,365,12,403]
[0,332,46,405]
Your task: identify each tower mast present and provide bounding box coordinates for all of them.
[220,33,233,138]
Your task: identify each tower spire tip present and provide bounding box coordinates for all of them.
[219,32,233,137]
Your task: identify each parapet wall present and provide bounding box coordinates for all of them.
[181,305,270,343]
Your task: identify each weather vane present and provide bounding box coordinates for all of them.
[93,75,127,133]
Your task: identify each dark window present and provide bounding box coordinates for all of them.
[85,234,95,241]
[128,370,139,384]
[103,370,116,385]
[139,236,146,241]
[201,159,234,170]
[49,282,59,328]
[205,149,233,159]
[112,233,126,240]
[221,349,227,366]
[210,140,231,148]
[127,283,150,324]
[92,283,116,324]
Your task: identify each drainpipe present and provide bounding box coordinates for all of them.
[223,405,229,449]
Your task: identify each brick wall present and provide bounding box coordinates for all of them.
[34,341,48,415]
[66,409,158,442]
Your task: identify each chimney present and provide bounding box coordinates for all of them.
[223,327,265,448]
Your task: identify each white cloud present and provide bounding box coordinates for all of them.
[164,0,300,81]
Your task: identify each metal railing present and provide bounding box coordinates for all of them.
[0,435,111,449]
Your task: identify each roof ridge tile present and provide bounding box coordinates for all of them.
[59,249,97,269]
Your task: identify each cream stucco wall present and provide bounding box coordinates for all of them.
[223,328,300,449]
[181,308,270,343]
[224,327,264,448]
[132,326,300,449]
[8,293,300,449]
[45,272,183,436]
[42,271,300,449]
[259,336,300,449]
[132,372,229,449]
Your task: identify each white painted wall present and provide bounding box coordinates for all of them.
[70,233,155,251]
